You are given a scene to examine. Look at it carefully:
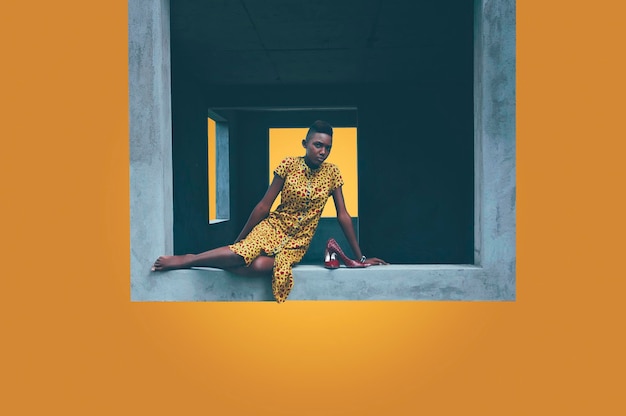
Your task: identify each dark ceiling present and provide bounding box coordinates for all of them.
[171,0,474,87]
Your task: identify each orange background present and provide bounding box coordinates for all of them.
[1,1,625,415]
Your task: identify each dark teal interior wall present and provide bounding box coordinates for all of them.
[171,80,473,263]
[171,62,205,254]
[171,62,473,264]
[171,64,241,254]
[229,111,270,236]
[357,84,474,264]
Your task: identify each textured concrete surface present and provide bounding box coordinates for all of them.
[136,265,491,302]
[129,0,173,300]
[473,0,516,298]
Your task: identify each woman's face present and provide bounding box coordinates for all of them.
[303,132,332,168]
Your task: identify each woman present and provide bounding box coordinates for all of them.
[152,120,387,302]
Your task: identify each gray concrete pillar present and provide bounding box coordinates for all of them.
[129,0,172,299]
[475,0,516,294]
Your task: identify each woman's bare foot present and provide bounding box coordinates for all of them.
[151,254,195,271]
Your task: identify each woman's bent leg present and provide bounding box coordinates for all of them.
[152,246,245,271]
[228,256,274,277]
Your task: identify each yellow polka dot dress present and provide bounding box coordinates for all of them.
[229,156,344,303]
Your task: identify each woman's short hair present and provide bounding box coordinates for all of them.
[305,120,333,141]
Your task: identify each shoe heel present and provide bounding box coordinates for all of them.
[325,238,369,268]
[324,251,340,269]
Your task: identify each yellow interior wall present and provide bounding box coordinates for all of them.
[208,118,216,221]
[269,128,358,217]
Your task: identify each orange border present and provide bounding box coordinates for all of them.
[1,1,625,415]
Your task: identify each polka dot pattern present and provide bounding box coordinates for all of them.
[229,156,344,303]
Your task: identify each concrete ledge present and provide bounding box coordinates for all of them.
[132,264,511,302]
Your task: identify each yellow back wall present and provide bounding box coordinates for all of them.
[208,117,217,220]
[269,128,358,217]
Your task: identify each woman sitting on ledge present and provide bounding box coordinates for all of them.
[152,120,387,302]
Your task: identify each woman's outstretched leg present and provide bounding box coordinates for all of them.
[151,246,245,271]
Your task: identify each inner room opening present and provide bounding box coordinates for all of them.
[269,125,359,264]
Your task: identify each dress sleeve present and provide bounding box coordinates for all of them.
[274,157,293,179]
[330,164,344,193]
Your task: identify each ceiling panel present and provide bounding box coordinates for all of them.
[270,49,365,84]
[170,0,473,86]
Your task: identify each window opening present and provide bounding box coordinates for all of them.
[208,111,230,223]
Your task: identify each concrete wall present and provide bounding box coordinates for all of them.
[474,0,516,275]
[129,0,173,298]
[129,0,515,301]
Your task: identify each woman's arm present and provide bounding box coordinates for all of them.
[332,186,362,259]
[234,174,285,242]
[332,186,388,265]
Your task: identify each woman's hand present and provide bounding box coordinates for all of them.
[363,257,388,266]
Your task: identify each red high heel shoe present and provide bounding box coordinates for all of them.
[324,238,370,269]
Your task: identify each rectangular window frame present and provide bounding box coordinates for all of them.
[208,110,230,224]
